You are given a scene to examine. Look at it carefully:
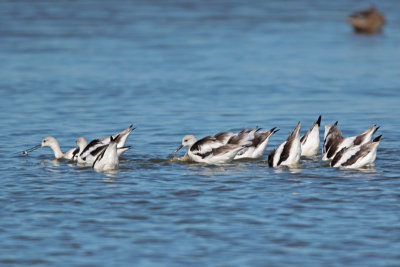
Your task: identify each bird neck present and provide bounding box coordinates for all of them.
[50,141,64,159]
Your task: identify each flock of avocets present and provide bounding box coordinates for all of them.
[23,115,382,172]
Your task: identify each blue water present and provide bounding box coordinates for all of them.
[1,0,400,266]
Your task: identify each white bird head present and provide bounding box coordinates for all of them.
[181,135,197,147]
[41,136,59,149]
[173,135,197,154]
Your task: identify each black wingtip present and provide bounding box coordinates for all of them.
[374,126,380,134]
[316,115,322,126]
[373,135,382,142]
[334,121,338,126]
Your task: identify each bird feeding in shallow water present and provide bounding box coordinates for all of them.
[173,125,279,163]
[300,115,321,157]
[76,124,134,165]
[22,124,134,163]
[174,134,246,164]
[173,126,278,160]
[323,123,379,161]
[330,135,382,169]
[72,135,129,163]
[23,136,80,160]
[268,122,302,167]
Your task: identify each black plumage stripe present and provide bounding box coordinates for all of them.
[353,133,366,146]
[72,147,80,159]
[341,148,366,167]
[228,129,247,145]
[80,139,101,155]
[323,121,339,152]
[326,136,342,159]
[90,144,107,156]
[277,141,292,166]
[268,150,276,167]
[325,130,343,158]
[330,147,347,167]
[92,146,107,168]
[195,151,212,159]
[300,134,307,144]
[190,136,214,152]
[252,128,276,148]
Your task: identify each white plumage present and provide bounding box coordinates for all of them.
[174,134,245,164]
[174,125,278,163]
[24,136,79,160]
[323,123,379,161]
[77,125,133,165]
[331,135,382,168]
[234,127,279,159]
[93,136,119,171]
[268,122,302,167]
[301,115,321,157]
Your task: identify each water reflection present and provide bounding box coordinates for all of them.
[273,164,303,174]
[96,169,119,176]
[337,166,378,175]
[40,159,61,167]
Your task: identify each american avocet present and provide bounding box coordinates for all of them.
[74,137,131,164]
[93,136,119,171]
[24,136,79,160]
[268,122,302,167]
[323,123,379,161]
[300,115,321,157]
[174,135,245,164]
[331,135,382,168]
[77,125,134,165]
[234,127,279,159]
[348,6,385,34]
[173,127,260,162]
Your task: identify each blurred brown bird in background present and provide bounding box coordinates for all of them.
[348,6,385,34]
